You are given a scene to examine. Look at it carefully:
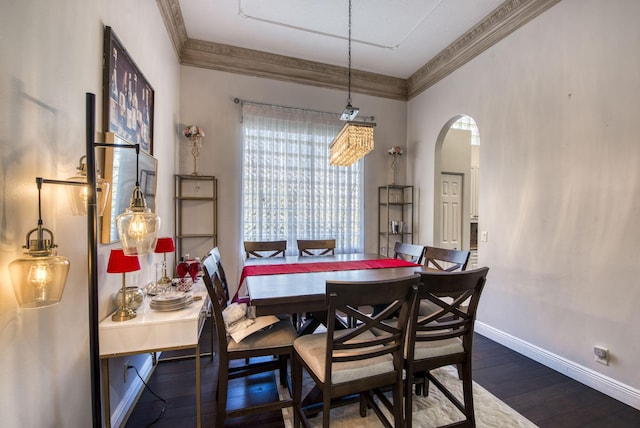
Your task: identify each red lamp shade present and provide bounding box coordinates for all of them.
[107,249,141,274]
[154,237,175,254]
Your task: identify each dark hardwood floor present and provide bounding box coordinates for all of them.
[125,321,640,427]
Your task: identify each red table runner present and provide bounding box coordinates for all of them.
[233,258,421,303]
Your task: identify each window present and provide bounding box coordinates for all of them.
[241,103,364,254]
[451,115,480,145]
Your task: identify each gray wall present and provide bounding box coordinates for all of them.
[408,0,640,405]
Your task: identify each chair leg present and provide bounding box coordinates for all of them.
[292,352,302,428]
[461,359,476,425]
[405,371,413,428]
[216,366,229,427]
[323,395,331,428]
[279,355,288,386]
[392,378,403,427]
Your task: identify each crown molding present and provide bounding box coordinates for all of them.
[157,0,561,101]
[407,0,562,99]
[180,38,408,100]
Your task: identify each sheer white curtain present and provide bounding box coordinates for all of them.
[241,102,364,255]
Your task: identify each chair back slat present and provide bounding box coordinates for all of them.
[393,242,426,264]
[297,239,336,256]
[244,240,287,258]
[410,268,488,352]
[201,253,229,353]
[323,275,420,384]
[423,246,470,272]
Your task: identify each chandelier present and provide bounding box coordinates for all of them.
[329,0,375,167]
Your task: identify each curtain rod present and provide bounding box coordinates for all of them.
[233,97,375,122]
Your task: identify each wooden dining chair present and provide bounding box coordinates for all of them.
[206,247,230,302]
[244,240,287,258]
[292,274,420,428]
[297,239,336,256]
[201,253,297,426]
[419,246,471,320]
[423,246,470,272]
[393,241,426,264]
[404,267,489,428]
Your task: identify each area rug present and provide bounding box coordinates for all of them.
[279,365,538,427]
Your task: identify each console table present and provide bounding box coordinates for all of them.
[99,285,210,427]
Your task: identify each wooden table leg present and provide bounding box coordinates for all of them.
[196,344,201,428]
[101,359,111,427]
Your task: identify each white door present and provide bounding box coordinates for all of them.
[440,173,463,250]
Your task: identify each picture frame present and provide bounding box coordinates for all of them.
[103,25,154,154]
[101,133,158,244]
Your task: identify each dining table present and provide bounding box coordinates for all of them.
[239,252,425,411]
[239,253,426,333]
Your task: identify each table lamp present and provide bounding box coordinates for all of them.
[154,237,175,287]
[108,249,141,321]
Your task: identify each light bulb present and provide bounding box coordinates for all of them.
[128,213,148,240]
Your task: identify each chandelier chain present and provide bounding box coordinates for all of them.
[347,0,352,105]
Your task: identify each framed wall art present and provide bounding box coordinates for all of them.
[102,26,155,154]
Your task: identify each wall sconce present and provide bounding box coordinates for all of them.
[107,249,141,321]
[8,93,158,425]
[154,236,175,286]
[9,178,71,308]
[66,156,110,216]
[114,143,160,256]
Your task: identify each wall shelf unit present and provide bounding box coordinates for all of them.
[174,175,217,261]
[378,185,414,257]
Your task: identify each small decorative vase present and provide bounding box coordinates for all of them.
[114,286,145,311]
[189,136,202,176]
[390,154,399,184]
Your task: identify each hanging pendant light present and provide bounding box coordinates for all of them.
[66,155,110,216]
[330,0,375,167]
[9,178,70,308]
[115,144,160,255]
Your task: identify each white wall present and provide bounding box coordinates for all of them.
[408,0,640,405]
[179,67,407,295]
[0,1,180,426]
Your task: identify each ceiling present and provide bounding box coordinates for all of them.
[157,0,561,100]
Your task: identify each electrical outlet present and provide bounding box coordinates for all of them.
[124,361,130,383]
[594,346,609,365]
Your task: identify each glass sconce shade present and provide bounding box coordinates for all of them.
[67,174,110,216]
[115,186,160,256]
[329,122,375,166]
[66,156,110,216]
[9,226,70,309]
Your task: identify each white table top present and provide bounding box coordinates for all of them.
[99,281,209,357]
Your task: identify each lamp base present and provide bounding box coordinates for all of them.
[112,307,137,322]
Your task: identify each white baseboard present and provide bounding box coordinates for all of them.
[475,322,640,411]
[110,356,155,428]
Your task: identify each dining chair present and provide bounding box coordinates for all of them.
[297,239,336,256]
[419,246,471,320]
[296,238,336,331]
[393,241,426,264]
[201,253,297,426]
[404,267,489,428]
[207,247,230,302]
[244,240,287,258]
[292,274,420,428]
[423,246,470,272]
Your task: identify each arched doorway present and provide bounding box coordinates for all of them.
[433,115,480,268]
